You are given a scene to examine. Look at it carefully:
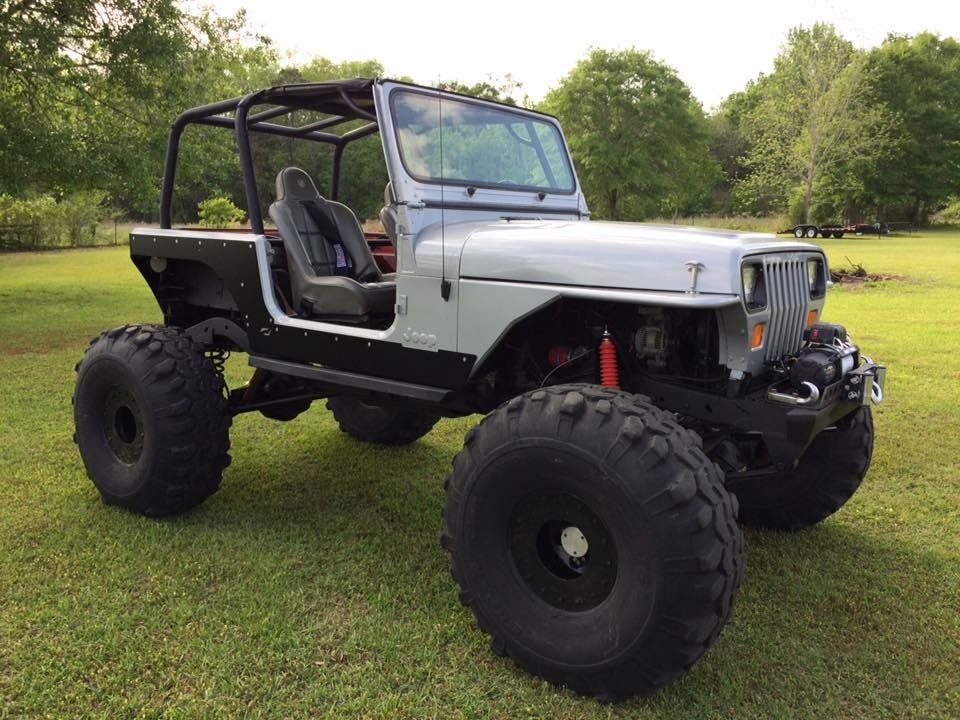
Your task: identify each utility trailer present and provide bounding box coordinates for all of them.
[784,222,890,239]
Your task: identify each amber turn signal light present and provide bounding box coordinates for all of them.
[751,323,765,349]
[806,310,818,327]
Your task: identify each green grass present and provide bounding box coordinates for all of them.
[1,231,959,719]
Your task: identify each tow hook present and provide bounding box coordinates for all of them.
[767,381,821,406]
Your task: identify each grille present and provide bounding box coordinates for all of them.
[762,256,809,362]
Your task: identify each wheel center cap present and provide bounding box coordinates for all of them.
[560,525,589,558]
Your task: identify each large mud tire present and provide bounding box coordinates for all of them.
[441,384,743,701]
[73,324,231,516]
[327,396,438,445]
[726,406,873,530]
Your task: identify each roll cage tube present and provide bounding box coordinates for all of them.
[158,79,381,232]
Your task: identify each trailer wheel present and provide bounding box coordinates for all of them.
[805,226,818,238]
[820,230,832,238]
[833,231,844,239]
[442,384,743,700]
[793,226,805,238]
[73,324,231,517]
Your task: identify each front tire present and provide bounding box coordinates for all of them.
[327,396,438,445]
[73,325,231,516]
[442,385,743,701]
[725,407,873,530]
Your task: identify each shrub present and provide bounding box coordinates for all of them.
[932,197,960,224]
[60,191,107,246]
[197,197,245,227]
[0,192,108,248]
[0,194,62,248]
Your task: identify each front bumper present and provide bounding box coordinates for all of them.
[767,358,886,409]
[760,357,885,465]
[634,357,885,469]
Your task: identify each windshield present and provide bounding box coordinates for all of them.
[391,90,576,194]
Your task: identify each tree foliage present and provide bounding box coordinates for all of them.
[0,0,278,217]
[439,75,524,106]
[730,24,899,223]
[2,8,960,227]
[540,48,718,220]
[859,33,960,221]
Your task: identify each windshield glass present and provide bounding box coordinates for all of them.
[391,90,575,194]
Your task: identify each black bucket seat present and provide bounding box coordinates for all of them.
[269,167,395,319]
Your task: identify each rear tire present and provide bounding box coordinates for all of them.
[805,226,818,238]
[73,325,231,516]
[793,226,805,238]
[327,396,438,445]
[725,407,873,530]
[442,384,743,700]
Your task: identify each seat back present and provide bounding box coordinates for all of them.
[379,181,399,246]
[269,167,381,283]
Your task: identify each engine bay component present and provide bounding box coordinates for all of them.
[634,325,668,368]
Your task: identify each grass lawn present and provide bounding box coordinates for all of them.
[0,231,958,719]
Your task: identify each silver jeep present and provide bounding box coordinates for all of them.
[73,78,884,701]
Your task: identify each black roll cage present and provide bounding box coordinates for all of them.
[159,78,380,234]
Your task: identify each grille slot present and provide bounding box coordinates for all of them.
[763,257,809,362]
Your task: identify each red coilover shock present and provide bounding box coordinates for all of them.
[598,330,620,389]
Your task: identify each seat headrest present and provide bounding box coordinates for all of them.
[276,167,322,202]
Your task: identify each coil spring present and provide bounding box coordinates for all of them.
[598,332,620,389]
[206,348,230,377]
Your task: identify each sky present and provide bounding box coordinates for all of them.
[195,0,960,111]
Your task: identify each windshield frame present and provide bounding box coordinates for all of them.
[388,87,577,196]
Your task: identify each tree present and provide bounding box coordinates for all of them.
[707,83,766,213]
[732,24,896,223]
[0,1,279,216]
[860,33,960,223]
[439,75,524,106]
[0,0,191,198]
[540,48,718,220]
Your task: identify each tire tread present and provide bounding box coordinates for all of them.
[441,383,743,700]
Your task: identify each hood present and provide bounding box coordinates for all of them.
[456,220,820,295]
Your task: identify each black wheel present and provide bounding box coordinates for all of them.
[793,226,805,238]
[833,231,844,239]
[820,230,832,238]
[725,407,873,530]
[441,384,743,701]
[327,396,438,445]
[73,324,231,516]
[805,226,818,238]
